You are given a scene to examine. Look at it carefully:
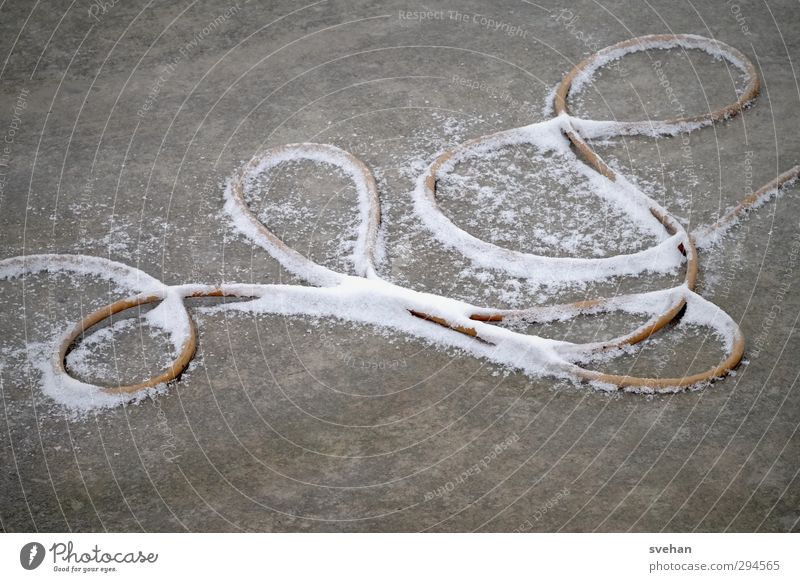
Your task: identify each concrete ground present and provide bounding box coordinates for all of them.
[1,0,799,532]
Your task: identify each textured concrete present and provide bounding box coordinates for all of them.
[1,0,799,532]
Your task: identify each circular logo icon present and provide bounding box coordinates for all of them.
[20,542,46,570]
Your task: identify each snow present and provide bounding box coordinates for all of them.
[0,254,163,293]
[144,289,193,355]
[0,35,773,411]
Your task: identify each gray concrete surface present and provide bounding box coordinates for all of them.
[1,0,799,532]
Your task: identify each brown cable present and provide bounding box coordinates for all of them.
[57,35,797,395]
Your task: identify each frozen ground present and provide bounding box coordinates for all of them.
[0,0,799,531]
